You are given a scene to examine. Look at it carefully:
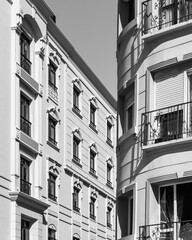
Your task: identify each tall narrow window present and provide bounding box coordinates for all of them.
[20,34,31,74]
[90,103,96,129]
[48,62,57,91]
[48,116,57,146]
[73,187,80,212]
[107,121,112,144]
[90,197,96,220]
[48,228,56,240]
[20,94,31,136]
[73,86,81,114]
[21,219,30,240]
[128,196,133,235]
[90,150,96,175]
[48,173,57,201]
[107,163,112,186]
[124,82,134,133]
[107,207,112,228]
[73,136,80,162]
[20,157,31,195]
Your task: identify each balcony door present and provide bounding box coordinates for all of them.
[160,182,192,239]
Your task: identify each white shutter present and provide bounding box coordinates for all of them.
[154,69,184,109]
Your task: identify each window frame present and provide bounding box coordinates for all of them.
[107,207,112,228]
[107,163,112,186]
[90,103,96,128]
[48,228,56,240]
[107,120,113,144]
[48,61,57,91]
[48,173,57,202]
[73,85,81,114]
[73,135,80,162]
[90,150,96,175]
[20,93,32,137]
[73,187,80,212]
[20,33,31,75]
[48,115,57,146]
[20,157,31,195]
[90,197,96,220]
[21,219,30,240]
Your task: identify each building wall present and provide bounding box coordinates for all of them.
[0,0,117,239]
[117,0,192,240]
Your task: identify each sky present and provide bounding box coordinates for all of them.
[45,0,117,99]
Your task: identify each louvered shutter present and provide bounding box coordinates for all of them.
[154,69,184,109]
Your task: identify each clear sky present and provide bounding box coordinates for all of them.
[45,0,117,99]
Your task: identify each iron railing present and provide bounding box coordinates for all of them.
[139,220,192,240]
[141,101,192,146]
[48,192,57,202]
[48,136,57,146]
[142,0,192,34]
[20,179,31,195]
[20,53,31,75]
[20,116,31,136]
[73,105,81,115]
[90,167,96,175]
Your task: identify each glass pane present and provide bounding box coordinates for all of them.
[160,185,174,223]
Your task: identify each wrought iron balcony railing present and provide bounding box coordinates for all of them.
[141,101,192,146]
[139,220,192,240]
[48,193,57,202]
[73,205,80,213]
[48,136,57,147]
[20,53,31,75]
[141,0,192,35]
[20,179,31,195]
[90,167,96,175]
[20,116,31,136]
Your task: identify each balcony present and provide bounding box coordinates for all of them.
[139,220,192,240]
[141,101,192,146]
[20,116,31,137]
[141,0,192,35]
[48,82,58,103]
[20,179,31,195]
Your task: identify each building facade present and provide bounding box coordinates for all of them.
[0,0,117,239]
[116,0,192,240]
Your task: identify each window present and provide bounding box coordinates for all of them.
[20,157,31,195]
[48,116,57,146]
[20,94,31,136]
[119,0,135,30]
[20,33,31,74]
[90,103,96,129]
[48,228,56,240]
[48,62,57,91]
[118,190,134,237]
[107,163,112,186]
[48,173,57,201]
[90,150,96,175]
[160,182,192,225]
[73,85,81,115]
[21,219,30,240]
[124,82,134,133]
[128,196,133,235]
[73,136,80,162]
[73,187,80,212]
[90,197,96,220]
[107,121,113,144]
[107,207,112,228]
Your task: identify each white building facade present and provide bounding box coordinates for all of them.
[117,1,192,240]
[0,0,117,239]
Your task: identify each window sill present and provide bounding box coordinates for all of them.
[72,107,83,119]
[48,198,58,205]
[106,182,113,190]
[73,208,81,214]
[72,158,82,168]
[106,139,114,149]
[142,19,192,42]
[89,124,98,134]
[89,171,98,179]
[47,141,60,152]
